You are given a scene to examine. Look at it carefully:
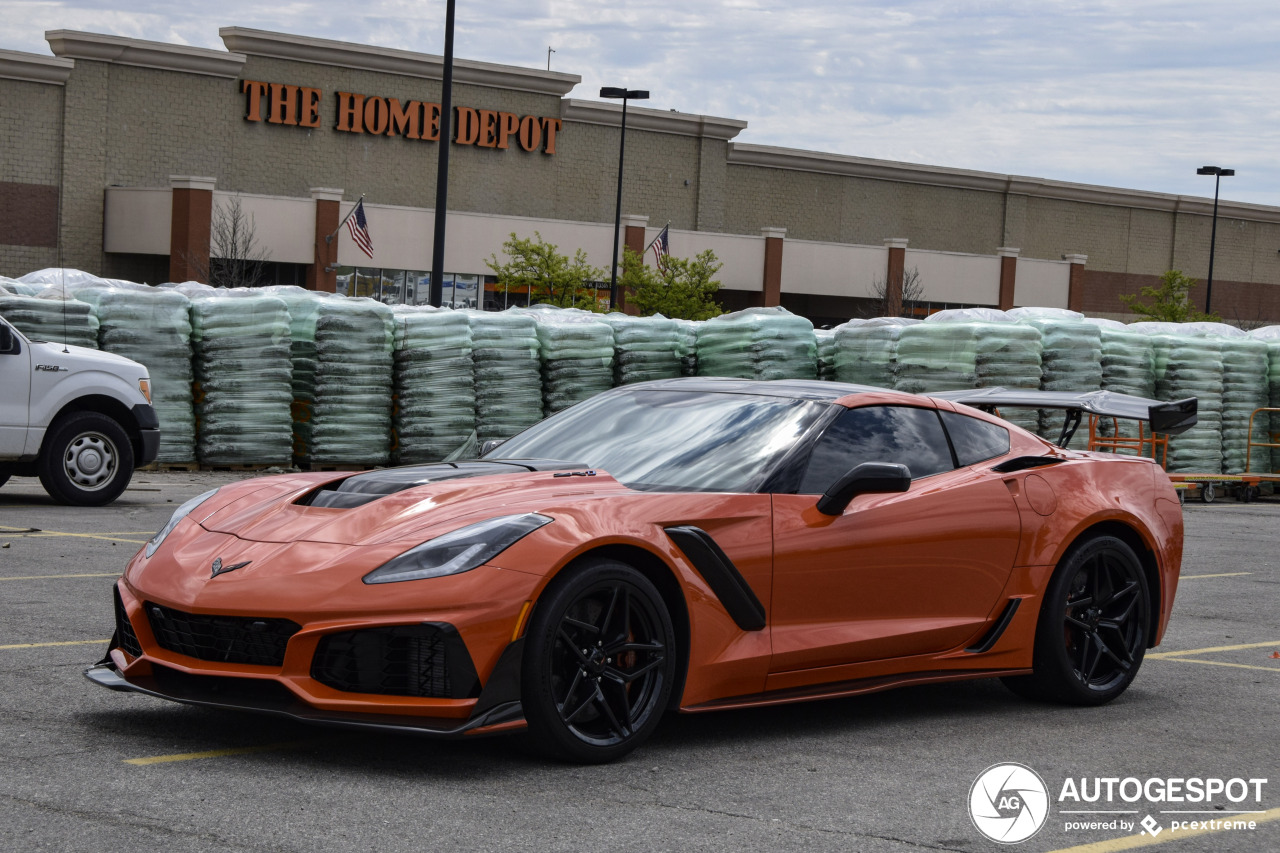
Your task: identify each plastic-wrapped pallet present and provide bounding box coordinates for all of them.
[294,298,394,466]
[188,290,294,465]
[1009,307,1102,448]
[1130,322,1224,474]
[1248,325,1280,473]
[1184,323,1269,474]
[259,286,339,414]
[695,306,817,380]
[0,276,38,296]
[834,318,916,389]
[0,289,99,350]
[673,319,699,376]
[390,306,476,463]
[466,310,544,442]
[68,281,197,462]
[604,313,683,385]
[814,328,837,380]
[515,305,615,415]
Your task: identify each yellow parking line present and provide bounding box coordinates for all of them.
[1180,572,1251,579]
[0,573,119,581]
[0,639,110,650]
[1146,641,1279,659]
[1153,658,1280,673]
[1044,805,1280,852]
[28,532,150,544]
[125,741,315,765]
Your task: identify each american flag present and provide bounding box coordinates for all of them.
[648,224,670,273]
[347,199,374,259]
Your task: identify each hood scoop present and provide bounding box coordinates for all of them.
[297,460,589,509]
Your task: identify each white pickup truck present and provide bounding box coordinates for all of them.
[0,314,160,506]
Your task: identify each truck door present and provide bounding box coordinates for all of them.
[0,319,32,455]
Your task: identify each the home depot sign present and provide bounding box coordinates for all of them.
[241,80,562,154]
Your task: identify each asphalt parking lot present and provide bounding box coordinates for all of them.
[1,470,1276,853]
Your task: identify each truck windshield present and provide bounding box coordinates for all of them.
[487,388,826,493]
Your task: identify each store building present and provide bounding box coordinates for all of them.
[4,26,1280,324]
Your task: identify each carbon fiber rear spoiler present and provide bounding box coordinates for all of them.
[932,387,1198,448]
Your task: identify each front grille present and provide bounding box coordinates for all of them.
[145,602,300,667]
[312,624,478,699]
[114,586,143,658]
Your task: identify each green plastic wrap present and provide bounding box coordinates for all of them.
[1130,322,1224,474]
[187,289,294,466]
[604,313,683,385]
[695,307,816,380]
[389,305,476,463]
[514,305,615,416]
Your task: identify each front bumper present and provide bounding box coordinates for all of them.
[86,637,528,738]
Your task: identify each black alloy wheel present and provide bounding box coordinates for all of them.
[522,558,676,763]
[1003,535,1150,705]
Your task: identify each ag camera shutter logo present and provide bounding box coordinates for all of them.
[969,763,1051,843]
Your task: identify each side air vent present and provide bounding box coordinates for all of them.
[992,456,1065,474]
[966,599,1021,653]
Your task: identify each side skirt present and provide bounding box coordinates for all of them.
[679,668,1034,714]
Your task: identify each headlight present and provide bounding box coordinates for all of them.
[363,513,552,585]
[145,488,218,558]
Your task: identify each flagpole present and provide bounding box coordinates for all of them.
[324,194,366,244]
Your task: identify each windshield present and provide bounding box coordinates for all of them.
[487,388,826,492]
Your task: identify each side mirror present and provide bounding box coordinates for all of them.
[0,323,16,355]
[816,462,911,516]
[479,438,506,456]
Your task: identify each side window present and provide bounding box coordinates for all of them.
[940,410,1010,466]
[798,405,954,494]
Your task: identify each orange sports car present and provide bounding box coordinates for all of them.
[88,378,1193,762]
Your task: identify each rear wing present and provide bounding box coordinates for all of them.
[931,388,1198,448]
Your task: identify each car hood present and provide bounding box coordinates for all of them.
[197,461,630,546]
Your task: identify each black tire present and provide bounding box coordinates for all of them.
[521,558,677,763]
[1003,535,1150,705]
[38,412,134,506]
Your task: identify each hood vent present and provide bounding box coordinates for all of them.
[297,460,589,510]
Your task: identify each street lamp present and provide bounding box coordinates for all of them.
[600,86,649,309]
[1196,165,1234,314]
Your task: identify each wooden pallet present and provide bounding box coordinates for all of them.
[294,463,375,472]
[199,463,296,473]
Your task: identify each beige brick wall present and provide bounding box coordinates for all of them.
[723,166,1006,253]
[0,79,63,184]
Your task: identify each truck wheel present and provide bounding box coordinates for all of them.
[38,412,134,506]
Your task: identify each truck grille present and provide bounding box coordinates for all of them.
[311,624,478,699]
[145,602,299,667]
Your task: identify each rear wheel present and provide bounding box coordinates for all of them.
[38,412,134,506]
[521,558,677,763]
[1003,536,1150,705]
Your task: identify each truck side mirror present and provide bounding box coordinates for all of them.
[816,462,911,516]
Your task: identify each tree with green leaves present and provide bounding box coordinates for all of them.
[485,232,607,311]
[620,247,724,320]
[1119,269,1220,323]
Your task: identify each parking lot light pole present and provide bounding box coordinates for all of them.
[1196,165,1234,314]
[600,87,649,310]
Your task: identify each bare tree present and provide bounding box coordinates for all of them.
[864,266,925,318]
[184,195,269,288]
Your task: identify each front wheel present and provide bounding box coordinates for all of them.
[1003,535,1150,705]
[521,558,677,763]
[38,412,134,506]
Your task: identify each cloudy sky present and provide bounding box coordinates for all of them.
[5,1,1278,205]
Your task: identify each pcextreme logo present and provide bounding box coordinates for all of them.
[969,764,1270,844]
